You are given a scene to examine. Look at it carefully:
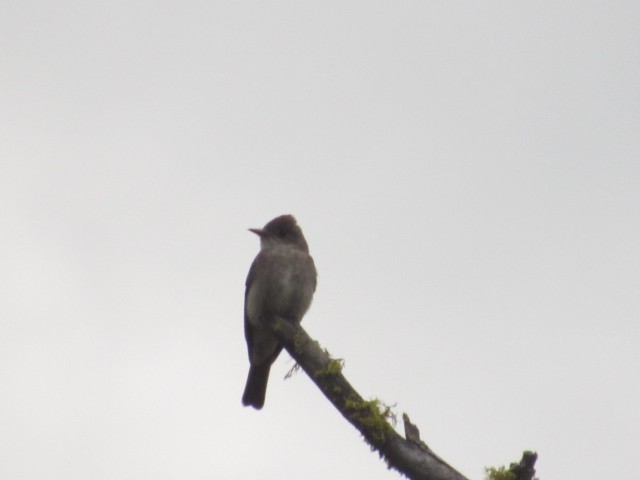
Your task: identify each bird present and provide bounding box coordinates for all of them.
[242,215,317,409]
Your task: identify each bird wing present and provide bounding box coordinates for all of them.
[243,251,283,365]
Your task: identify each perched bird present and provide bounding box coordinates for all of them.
[242,215,317,409]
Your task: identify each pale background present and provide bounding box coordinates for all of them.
[1,2,639,479]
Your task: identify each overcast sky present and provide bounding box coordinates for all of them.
[1,2,639,479]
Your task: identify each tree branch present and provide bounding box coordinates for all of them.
[266,316,470,480]
[511,451,538,480]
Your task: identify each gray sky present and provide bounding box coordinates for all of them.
[2,2,639,479]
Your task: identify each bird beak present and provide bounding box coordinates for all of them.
[249,228,265,237]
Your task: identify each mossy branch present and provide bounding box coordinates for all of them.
[266,316,470,480]
[485,451,538,480]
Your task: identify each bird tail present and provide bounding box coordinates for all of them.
[242,364,271,409]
